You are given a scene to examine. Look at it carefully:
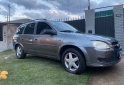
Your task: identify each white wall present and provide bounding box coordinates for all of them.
[85,9,95,34]
[113,5,124,51]
[0,25,7,52]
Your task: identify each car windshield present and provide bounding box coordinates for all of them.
[50,21,78,32]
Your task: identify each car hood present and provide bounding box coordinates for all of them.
[60,32,118,43]
[82,34,117,42]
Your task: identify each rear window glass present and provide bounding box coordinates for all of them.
[16,24,25,34]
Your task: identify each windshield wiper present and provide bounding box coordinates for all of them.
[75,31,82,33]
[60,30,74,32]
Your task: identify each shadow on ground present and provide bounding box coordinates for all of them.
[25,55,92,74]
[26,54,118,74]
[26,54,61,64]
[90,66,118,74]
[91,57,124,85]
[14,54,122,76]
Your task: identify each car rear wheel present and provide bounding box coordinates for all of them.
[16,45,26,59]
[62,48,86,74]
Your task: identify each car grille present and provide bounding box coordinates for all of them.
[112,42,120,49]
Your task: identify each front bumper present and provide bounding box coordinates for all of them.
[85,47,122,67]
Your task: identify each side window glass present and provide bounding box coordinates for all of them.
[16,25,25,34]
[24,23,35,34]
[36,22,52,34]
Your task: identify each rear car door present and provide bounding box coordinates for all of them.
[13,24,26,50]
[33,22,58,57]
[21,22,36,53]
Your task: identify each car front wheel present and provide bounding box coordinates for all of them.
[16,45,26,59]
[62,48,86,74]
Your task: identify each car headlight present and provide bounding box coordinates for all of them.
[91,41,111,49]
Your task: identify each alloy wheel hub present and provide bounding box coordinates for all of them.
[64,52,79,71]
[17,47,21,56]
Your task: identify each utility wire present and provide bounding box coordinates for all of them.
[79,0,82,10]
[8,4,10,24]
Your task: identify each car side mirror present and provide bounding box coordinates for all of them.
[43,29,57,35]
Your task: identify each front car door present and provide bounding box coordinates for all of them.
[33,21,58,57]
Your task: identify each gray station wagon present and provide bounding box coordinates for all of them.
[13,19,123,74]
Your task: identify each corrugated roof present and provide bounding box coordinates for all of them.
[0,18,32,26]
[9,18,31,23]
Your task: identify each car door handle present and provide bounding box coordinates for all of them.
[35,39,37,40]
[29,39,33,42]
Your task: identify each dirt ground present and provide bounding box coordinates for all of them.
[91,57,124,85]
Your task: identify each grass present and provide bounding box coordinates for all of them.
[0,50,91,85]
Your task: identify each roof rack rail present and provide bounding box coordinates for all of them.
[34,19,47,20]
[22,19,47,23]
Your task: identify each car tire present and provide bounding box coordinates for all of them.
[16,45,26,59]
[62,48,86,74]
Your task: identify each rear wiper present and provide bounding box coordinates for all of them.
[60,30,74,32]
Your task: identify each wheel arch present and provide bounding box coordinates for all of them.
[14,43,24,50]
[59,45,89,63]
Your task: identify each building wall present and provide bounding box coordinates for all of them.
[113,5,124,51]
[85,9,95,34]
[0,24,18,52]
[0,18,30,52]
[0,25,7,52]
[7,24,18,49]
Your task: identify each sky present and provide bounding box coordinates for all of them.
[0,0,124,22]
